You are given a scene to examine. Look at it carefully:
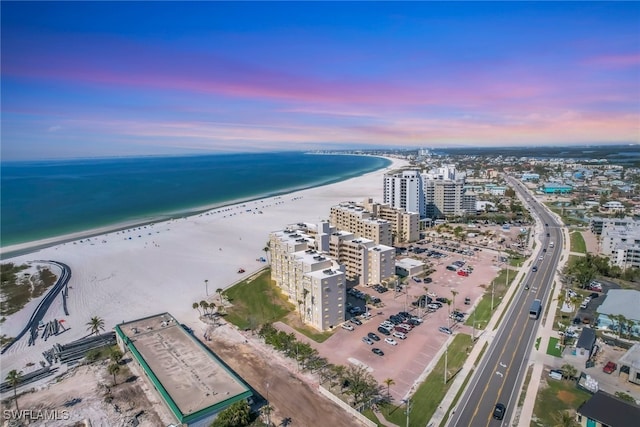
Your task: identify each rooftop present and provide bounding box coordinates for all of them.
[116,313,251,422]
[577,390,640,427]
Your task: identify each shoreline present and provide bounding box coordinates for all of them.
[0,156,408,377]
[1,155,393,258]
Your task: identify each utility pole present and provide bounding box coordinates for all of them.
[491,280,495,312]
[404,398,412,427]
[444,343,448,384]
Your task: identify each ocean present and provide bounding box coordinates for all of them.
[0,152,390,247]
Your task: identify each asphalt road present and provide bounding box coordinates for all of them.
[449,177,563,426]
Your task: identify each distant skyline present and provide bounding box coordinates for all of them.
[2,1,639,160]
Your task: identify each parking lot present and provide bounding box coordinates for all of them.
[290,237,509,402]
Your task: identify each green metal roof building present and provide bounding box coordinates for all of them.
[115,313,253,426]
[539,183,573,194]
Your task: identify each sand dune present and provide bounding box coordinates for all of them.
[0,157,407,375]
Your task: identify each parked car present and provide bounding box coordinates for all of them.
[368,332,380,341]
[350,317,362,326]
[377,326,391,336]
[395,324,411,333]
[384,338,398,346]
[392,331,407,340]
[409,317,423,324]
[372,348,384,356]
[603,361,617,374]
[341,323,354,331]
[438,326,453,335]
[464,297,471,305]
[362,337,374,345]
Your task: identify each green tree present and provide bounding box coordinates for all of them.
[5,369,22,411]
[108,362,120,385]
[216,288,224,304]
[193,302,202,316]
[383,378,395,399]
[110,347,123,364]
[210,400,251,427]
[561,363,577,381]
[86,316,105,336]
[552,410,578,427]
[615,391,636,403]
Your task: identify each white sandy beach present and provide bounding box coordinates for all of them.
[0,157,408,376]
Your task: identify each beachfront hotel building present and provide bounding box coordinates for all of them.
[269,226,346,331]
[115,313,252,427]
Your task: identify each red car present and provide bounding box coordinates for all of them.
[603,361,617,374]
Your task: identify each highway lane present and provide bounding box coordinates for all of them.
[449,177,563,426]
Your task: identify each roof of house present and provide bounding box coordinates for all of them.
[576,327,596,351]
[598,289,640,321]
[577,391,640,427]
[618,343,640,370]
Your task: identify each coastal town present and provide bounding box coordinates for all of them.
[2,147,640,427]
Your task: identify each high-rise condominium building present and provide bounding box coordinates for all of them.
[384,166,474,220]
[269,227,346,331]
[329,203,393,246]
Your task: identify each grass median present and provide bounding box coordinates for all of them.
[377,334,473,427]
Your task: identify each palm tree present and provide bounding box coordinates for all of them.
[108,362,120,385]
[200,300,208,316]
[86,316,105,336]
[5,370,22,411]
[110,347,123,364]
[216,288,224,304]
[297,299,304,322]
[552,410,578,427]
[192,302,202,316]
[451,290,459,311]
[302,288,309,321]
[263,243,270,264]
[561,363,577,381]
[383,378,395,399]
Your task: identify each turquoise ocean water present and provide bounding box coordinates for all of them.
[0,152,390,247]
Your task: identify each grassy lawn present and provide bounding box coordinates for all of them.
[464,268,514,328]
[222,269,293,330]
[569,231,587,254]
[379,334,473,427]
[362,408,382,426]
[531,378,592,427]
[546,337,563,357]
[291,323,334,343]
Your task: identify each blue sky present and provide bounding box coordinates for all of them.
[2,1,639,159]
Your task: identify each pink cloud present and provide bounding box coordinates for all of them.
[585,53,640,68]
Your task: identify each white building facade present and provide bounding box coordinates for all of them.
[269,227,346,331]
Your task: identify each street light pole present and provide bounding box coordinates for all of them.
[265,382,270,426]
[491,280,495,312]
[444,343,448,384]
[205,279,209,296]
[404,398,411,427]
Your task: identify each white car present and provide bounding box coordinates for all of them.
[384,338,398,346]
[392,331,407,340]
[341,323,354,331]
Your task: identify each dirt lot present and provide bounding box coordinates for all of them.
[1,361,167,427]
[205,322,363,427]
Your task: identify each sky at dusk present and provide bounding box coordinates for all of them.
[1,1,639,160]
